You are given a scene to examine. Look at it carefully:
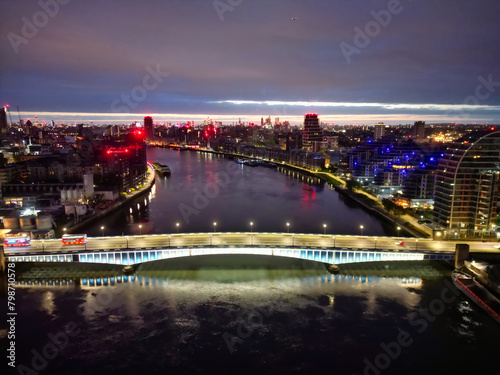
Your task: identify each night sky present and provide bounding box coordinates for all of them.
[1,0,499,124]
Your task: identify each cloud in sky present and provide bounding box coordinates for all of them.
[1,0,499,124]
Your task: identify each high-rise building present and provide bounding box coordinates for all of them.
[413,121,426,139]
[302,113,322,151]
[110,125,120,138]
[144,116,153,139]
[83,173,95,198]
[374,122,385,140]
[0,106,8,137]
[402,168,435,200]
[433,129,500,237]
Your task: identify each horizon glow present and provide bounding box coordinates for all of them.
[16,111,497,126]
[217,100,500,112]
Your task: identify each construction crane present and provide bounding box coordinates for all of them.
[17,106,22,124]
[4,104,13,125]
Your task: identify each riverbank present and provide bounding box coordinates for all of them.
[193,147,334,184]
[63,164,156,235]
[334,185,433,238]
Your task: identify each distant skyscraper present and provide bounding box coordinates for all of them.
[110,125,120,137]
[0,106,8,136]
[433,129,500,237]
[264,116,272,127]
[144,116,153,138]
[413,121,426,139]
[302,113,322,151]
[374,122,385,140]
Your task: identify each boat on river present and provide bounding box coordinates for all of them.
[452,269,500,324]
[151,162,171,176]
[123,265,135,275]
[234,158,276,168]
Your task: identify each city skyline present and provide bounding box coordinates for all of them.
[10,109,500,127]
[1,0,500,124]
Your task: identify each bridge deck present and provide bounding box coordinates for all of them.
[5,231,491,266]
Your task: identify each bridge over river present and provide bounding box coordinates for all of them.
[5,232,497,266]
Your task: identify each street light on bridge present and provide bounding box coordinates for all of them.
[374,238,377,249]
[360,225,364,236]
[286,222,290,233]
[250,221,254,245]
[176,222,180,233]
[416,239,419,250]
[42,240,44,252]
[323,224,327,235]
[101,226,104,237]
[397,226,401,237]
[333,236,336,248]
[139,224,142,236]
[126,236,129,249]
[213,222,217,232]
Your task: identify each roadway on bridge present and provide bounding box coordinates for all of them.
[4,233,499,256]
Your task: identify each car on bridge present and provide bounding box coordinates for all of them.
[395,241,406,246]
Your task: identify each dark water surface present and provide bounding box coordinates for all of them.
[2,258,500,375]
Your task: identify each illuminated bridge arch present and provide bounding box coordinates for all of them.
[7,246,453,266]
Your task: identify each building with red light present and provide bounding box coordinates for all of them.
[128,128,147,187]
[144,116,153,139]
[98,128,147,191]
[0,107,8,139]
[302,113,322,151]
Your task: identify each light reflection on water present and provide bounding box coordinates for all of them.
[9,259,500,375]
